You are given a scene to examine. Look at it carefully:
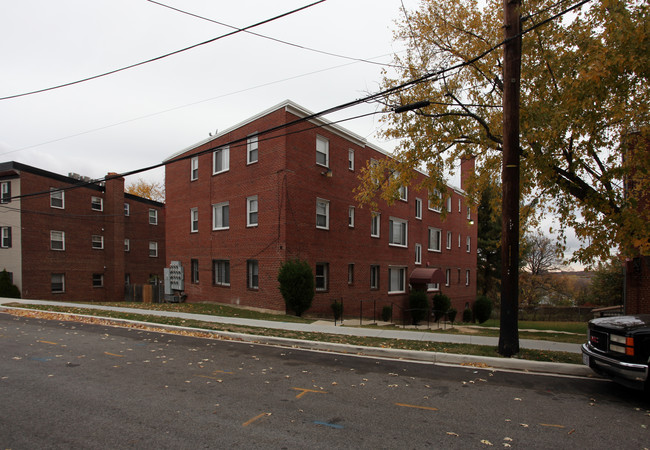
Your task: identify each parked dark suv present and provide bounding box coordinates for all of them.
[582,315,650,390]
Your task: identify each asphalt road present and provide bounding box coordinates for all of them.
[1,312,648,449]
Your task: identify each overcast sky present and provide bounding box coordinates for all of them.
[0,0,585,268]
[0,0,421,185]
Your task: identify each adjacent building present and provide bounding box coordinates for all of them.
[164,100,477,317]
[0,162,165,302]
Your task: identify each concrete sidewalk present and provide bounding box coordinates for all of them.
[0,298,595,379]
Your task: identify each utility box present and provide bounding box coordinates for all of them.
[164,261,185,302]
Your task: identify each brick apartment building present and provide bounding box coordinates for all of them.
[164,100,477,317]
[0,162,166,302]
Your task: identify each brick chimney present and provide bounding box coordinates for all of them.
[460,155,476,192]
[104,172,125,302]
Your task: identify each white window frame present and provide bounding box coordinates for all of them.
[316,136,329,167]
[149,209,158,225]
[190,207,199,232]
[415,198,422,220]
[388,217,408,247]
[91,196,103,211]
[447,197,452,212]
[212,202,229,230]
[466,269,471,286]
[315,262,329,291]
[212,146,230,174]
[427,282,440,292]
[458,198,462,213]
[124,203,130,216]
[92,235,104,250]
[428,227,442,252]
[247,196,258,227]
[388,266,406,294]
[191,156,199,181]
[316,198,329,230]
[247,260,259,289]
[445,268,451,287]
[50,188,64,209]
[247,135,259,165]
[348,149,354,171]
[371,212,380,238]
[149,241,158,258]
[446,231,452,250]
[467,206,471,220]
[458,233,462,248]
[51,273,65,293]
[50,230,65,251]
[415,243,422,265]
[124,238,130,252]
[467,236,471,253]
[370,265,380,290]
[213,260,230,286]
[92,273,104,288]
[191,259,199,284]
[0,226,11,248]
[348,206,355,228]
[428,189,442,213]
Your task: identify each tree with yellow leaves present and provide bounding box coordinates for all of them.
[356,0,649,266]
[125,178,165,203]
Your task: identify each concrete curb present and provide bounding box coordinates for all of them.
[1,306,596,379]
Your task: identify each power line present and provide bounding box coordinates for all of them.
[147,0,402,69]
[0,0,326,101]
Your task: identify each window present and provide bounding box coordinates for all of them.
[247,260,259,289]
[124,203,130,216]
[315,263,329,291]
[0,227,11,248]
[447,197,452,212]
[213,146,230,174]
[190,208,199,232]
[458,198,462,213]
[446,231,452,250]
[125,274,131,285]
[415,243,422,265]
[191,259,199,284]
[51,273,65,293]
[428,227,441,252]
[348,263,354,285]
[247,196,258,227]
[247,135,258,164]
[428,189,442,212]
[348,149,354,171]
[371,212,380,238]
[348,206,355,228]
[50,188,64,209]
[91,196,103,211]
[316,199,329,229]
[50,231,65,251]
[92,235,104,249]
[124,238,130,252]
[388,267,406,293]
[191,156,199,180]
[415,198,422,219]
[92,274,104,288]
[466,236,471,253]
[149,241,158,258]
[213,260,230,286]
[393,171,407,201]
[316,136,329,167]
[458,233,462,248]
[212,202,229,230]
[149,209,158,225]
[389,217,407,247]
[370,265,380,290]
[466,269,471,286]
[445,268,451,287]
[428,282,440,292]
[0,181,10,203]
[467,206,471,220]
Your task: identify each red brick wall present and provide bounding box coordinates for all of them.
[625,257,650,314]
[165,103,477,318]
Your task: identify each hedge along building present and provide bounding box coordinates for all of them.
[163,100,477,318]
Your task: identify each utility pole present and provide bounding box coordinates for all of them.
[499,0,522,357]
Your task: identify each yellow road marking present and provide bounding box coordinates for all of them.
[104,352,124,357]
[395,403,438,411]
[37,340,58,345]
[540,423,565,428]
[242,412,270,427]
[292,387,327,399]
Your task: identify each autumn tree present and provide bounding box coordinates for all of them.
[477,181,501,298]
[521,231,563,275]
[355,0,649,266]
[125,178,165,202]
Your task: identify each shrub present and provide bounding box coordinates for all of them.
[473,296,493,324]
[277,259,314,317]
[0,269,20,298]
[432,293,451,322]
[381,305,392,323]
[409,289,429,325]
[462,307,473,323]
[447,308,457,324]
[331,301,343,321]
